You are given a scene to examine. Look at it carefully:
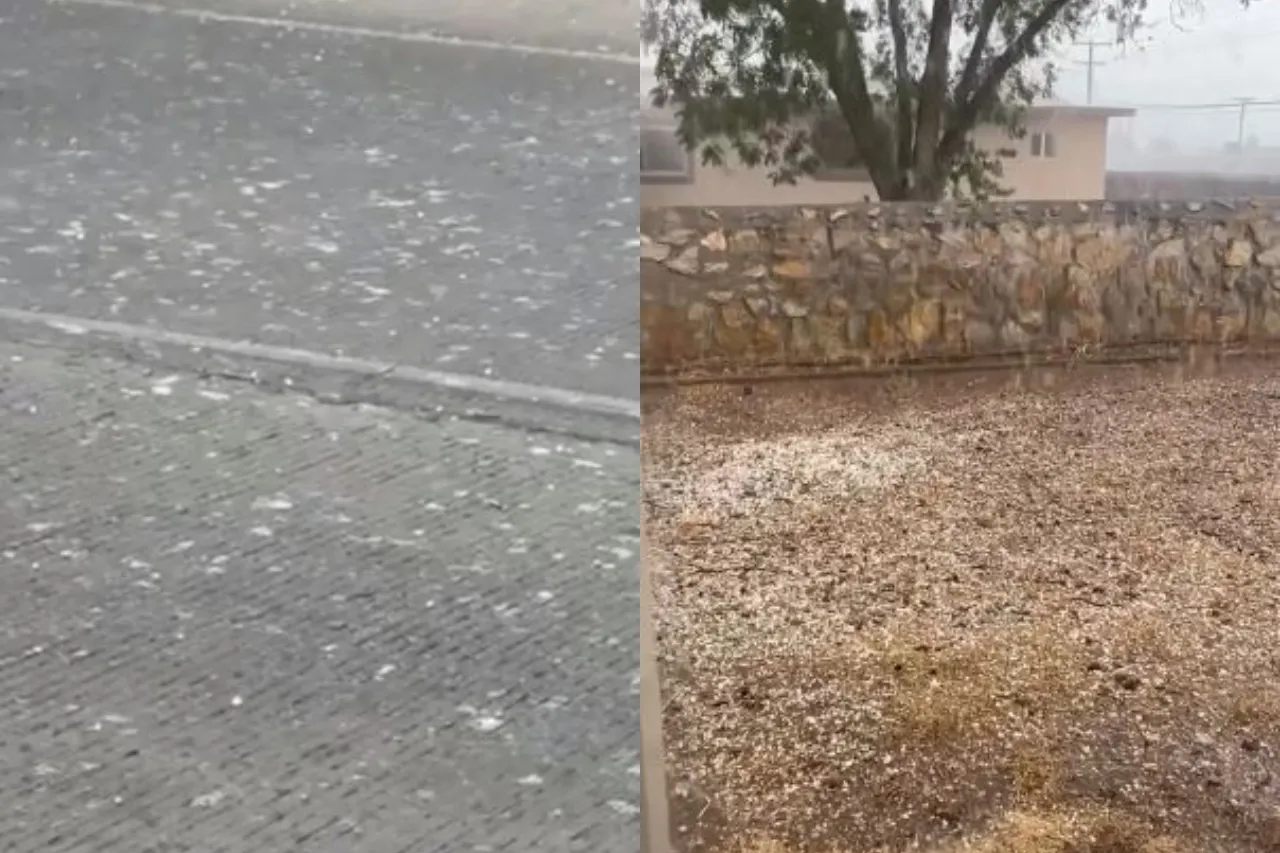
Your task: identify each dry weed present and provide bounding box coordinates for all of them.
[1228,687,1280,729]
[714,808,1193,853]
[942,809,1189,853]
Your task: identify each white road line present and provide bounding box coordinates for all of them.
[0,307,641,421]
[47,0,641,65]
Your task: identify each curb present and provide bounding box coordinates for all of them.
[640,532,674,853]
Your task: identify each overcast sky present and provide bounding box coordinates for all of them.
[1057,0,1280,152]
[1057,1,1277,105]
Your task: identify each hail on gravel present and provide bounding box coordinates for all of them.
[643,372,1280,853]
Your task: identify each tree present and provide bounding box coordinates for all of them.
[643,0,1243,200]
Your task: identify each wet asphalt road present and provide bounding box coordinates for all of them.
[133,0,641,55]
[0,1,643,850]
[0,340,640,853]
[0,0,639,399]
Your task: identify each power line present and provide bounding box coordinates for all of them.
[1118,98,1280,111]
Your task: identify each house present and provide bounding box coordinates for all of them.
[640,67,1135,206]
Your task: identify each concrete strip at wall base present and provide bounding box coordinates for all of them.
[640,200,1280,377]
[640,532,674,853]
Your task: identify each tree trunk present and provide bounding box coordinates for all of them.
[872,171,948,201]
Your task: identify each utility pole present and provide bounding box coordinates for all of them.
[1072,41,1109,105]
[1234,97,1255,149]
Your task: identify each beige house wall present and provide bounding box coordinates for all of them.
[640,108,1121,207]
[640,139,880,207]
[974,111,1111,201]
[639,145,879,208]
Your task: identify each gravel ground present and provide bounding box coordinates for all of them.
[641,365,1280,853]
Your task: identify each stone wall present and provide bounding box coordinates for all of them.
[640,200,1280,376]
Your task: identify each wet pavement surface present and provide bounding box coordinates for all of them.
[127,0,642,55]
[0,0,638,398]
[0,340,640,852]
[0,0,641,850]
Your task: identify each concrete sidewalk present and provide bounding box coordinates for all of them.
[0,341,639,852]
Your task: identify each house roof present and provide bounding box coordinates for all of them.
[1028,99,1136,119]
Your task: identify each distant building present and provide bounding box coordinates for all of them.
[1105,170,1280,200]
[1111,142,1280,176]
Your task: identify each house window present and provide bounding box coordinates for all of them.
[640,127,693,184]
[1030,132,1057,158]
[811,110,870,181]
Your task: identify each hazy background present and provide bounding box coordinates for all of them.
[1058,1,1280,174]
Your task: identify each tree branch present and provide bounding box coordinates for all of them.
[808,0,897,189]
[937,0,1074,165]
[954,0,1004,107]
[911,0,954,191]
[885,0,915,180]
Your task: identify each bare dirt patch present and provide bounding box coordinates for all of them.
[642,366,1280,853]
